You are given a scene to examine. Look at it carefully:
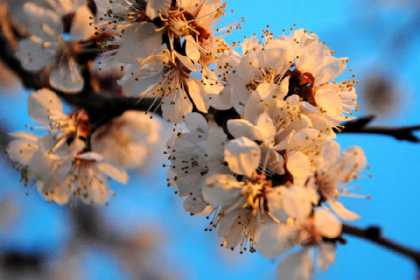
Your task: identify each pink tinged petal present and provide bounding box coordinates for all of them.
[97,162,129,184]
[70,5,95,40]
[161,88,193,122]
[49,57,84,93]
[277,250,313,280]
[115,23,162,64]
[29,89,64,125]
[224,137,261,177]
[255,223,298,258]
[203,174,242,207]
[282,186,314,222]
[314,208,342,238]
[329,200,359,221]
[227,119,262,141]
[184,112,208,134]
[146,0,171,19]
[185,35,201,62]
[317,242,336,271]
[187,79,209,113]
[16,38,54,71]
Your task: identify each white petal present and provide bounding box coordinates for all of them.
[255,223,298,258]
[76,152,103,161]
[49,57,84,93]
[227,119,262,141]
[23,3,62,38]
[256,82,275,99]
[187,79,208,113]
[10,132,39,142]
[314,208,342,238]
[7,139,38,166]
[97,162,129,184]
[277,250,313,280]
[16,38,54,71]
[282,186,314,222]
[329,200,359,221]
[183,194,208,215]
[203,174,242,207]
[115,22,162,64]
[315,85,343,117]
[146,0,171,19]
[256,113,276,143]
[286,151,313,185]
[29,89,64,125]
[185,35,201,62]
[184,111,207,130]
[70,5,95,40]
[161,88,193,122]
[174,52,197,72]
[339,146,367,182]
[317,242,336,271]
[315,57,347,85]
[224,137,261,177]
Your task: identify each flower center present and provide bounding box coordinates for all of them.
[285,68,316,105]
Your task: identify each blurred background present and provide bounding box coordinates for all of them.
[0,0,419,279]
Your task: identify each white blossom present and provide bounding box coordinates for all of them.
[7,89,128,204]
[16,1,95,93]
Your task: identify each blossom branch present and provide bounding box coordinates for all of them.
[343,224,420,267]
[339,116,420,143]
[0,3,160,128]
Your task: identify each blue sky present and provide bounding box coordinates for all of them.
[1,0,419,279]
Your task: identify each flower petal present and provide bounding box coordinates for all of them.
[187,79,209,113]
[224,137,261,177]
[203,174,242,207]
[97,162,129,184]
[314,208,342,238]
[255,223,298,258]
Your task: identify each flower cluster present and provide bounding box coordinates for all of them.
[8,88,160,204]
[7,0,369,278]
[167,29,367,276]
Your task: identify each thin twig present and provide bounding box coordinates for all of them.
[343,224,420,267]
[339,116,420,143]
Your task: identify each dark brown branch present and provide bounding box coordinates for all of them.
[343,224,420,267]
[339,116,420,143]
